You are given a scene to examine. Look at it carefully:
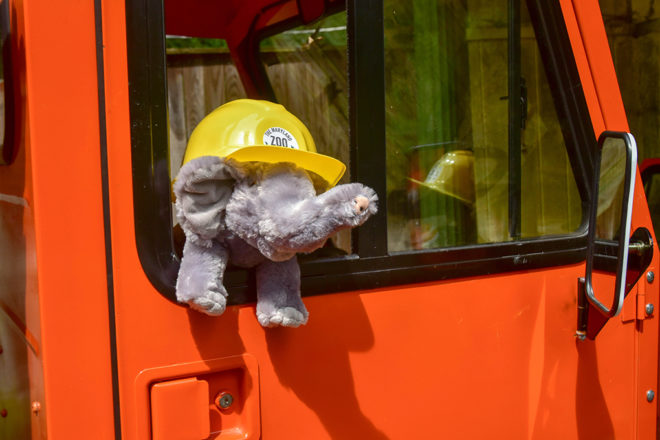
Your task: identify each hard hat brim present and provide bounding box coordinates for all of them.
[227,146,346,188]
[408,177,474,205]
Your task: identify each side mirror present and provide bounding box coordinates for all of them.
[579,131,637,339]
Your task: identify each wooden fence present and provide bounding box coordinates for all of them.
[167,51,247,178]
[166,46,349,183]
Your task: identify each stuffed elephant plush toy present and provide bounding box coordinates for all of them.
[173,156,377,327]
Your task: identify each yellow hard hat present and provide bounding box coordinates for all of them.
[182,99,346,187]
[409,150,475,205]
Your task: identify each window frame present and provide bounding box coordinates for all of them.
[125,0,596,305]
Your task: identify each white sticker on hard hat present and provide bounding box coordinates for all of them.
[263,127,300,149]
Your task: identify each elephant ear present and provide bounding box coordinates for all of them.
[173,156,242,247]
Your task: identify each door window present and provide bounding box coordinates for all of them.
[384,0,582,251]
[126,0,595,301]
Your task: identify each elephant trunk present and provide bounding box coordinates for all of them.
[225,169,378,261]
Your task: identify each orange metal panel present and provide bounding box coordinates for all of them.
[18,0,116,438]
[567,2,660,437]
[559,0,605,135]
[629,170,659,440]
[569,1,660,437]
[571,0,629,133]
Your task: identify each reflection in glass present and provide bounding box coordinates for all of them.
[260,12,351,254]
[596,137,626,240]
[384,0,582,252]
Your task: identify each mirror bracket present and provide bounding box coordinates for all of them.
[626,227,654,292]
[577,277,611,340]
[576,277,588,340]
[577,228,652,340]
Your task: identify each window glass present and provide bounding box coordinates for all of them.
[164,14,352,254]
[166,36,247,181]
[599,1,657,166]
[384,0,582,252]
[260,12,352,254]
[596,138,626,240]
[260,12,349,182]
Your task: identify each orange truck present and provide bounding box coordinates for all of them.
[1,0,658,438]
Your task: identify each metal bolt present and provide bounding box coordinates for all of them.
[648,390,655,402]
[215,392,234,410]
[31,402,41,414]
[647,303,655,316]
[648,271,655,283]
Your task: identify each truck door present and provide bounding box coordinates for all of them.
[97,0,659,438]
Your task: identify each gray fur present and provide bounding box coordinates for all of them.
[174,155,378,327]
[256,257,307,327]
[173,156,242,247]
[176,239,228,314]
[225,163,377,260]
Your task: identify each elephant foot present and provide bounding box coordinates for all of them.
[257,306,308,328]
[187,287,227,316]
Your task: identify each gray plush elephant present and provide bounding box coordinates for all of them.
[173,156,377,327]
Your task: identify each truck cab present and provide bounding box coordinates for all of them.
[0,0,658,438]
